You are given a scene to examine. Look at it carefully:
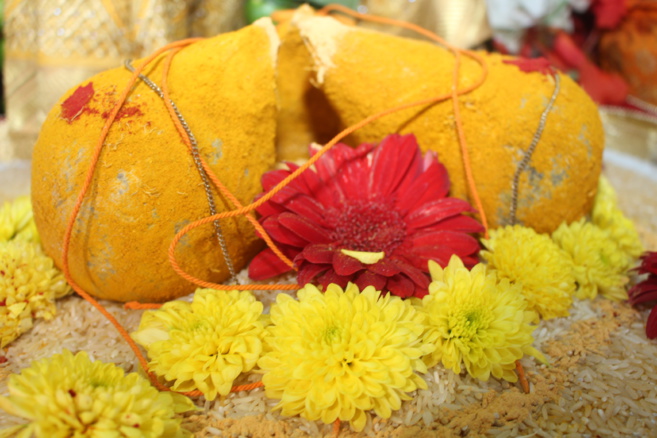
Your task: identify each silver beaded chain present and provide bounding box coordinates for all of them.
[509,73,561,225]
[124,59,239,284]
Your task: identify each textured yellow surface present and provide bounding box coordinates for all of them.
[295,16,604,233]
[275,21,341,161]
[31,22,278,303]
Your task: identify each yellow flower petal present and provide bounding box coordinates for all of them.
[552,218,630,301]
[0,350,194,437]
[0,240,71,347]
[481,225,576,320]
[259,282,429,432]
[418,255,544,382]
[340,249,385,264]
[131,289,268,400]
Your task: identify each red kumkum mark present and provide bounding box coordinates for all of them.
[61,83,95,123]
[0,356,7,364]
[101,105,144,121]
[503,57,555,76]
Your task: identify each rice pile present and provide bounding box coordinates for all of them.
[1,158,657,437]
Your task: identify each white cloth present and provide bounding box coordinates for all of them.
[486,0,591,52]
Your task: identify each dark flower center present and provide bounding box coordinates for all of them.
[332,200,407,254]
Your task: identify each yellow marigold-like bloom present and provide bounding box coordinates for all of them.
[258,283,432,432]
[417,256,545,382]
[481,225,576,320]
[0,350,195,438]
[552,218,630,301]
[0,196,40,243]
[592,175,644,260]
[132,289,268,400]
[0,240,71,348]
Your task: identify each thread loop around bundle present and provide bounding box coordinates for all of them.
[60,6,491,398]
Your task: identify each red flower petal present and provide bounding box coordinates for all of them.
[256,198,287,219]
[281,195,332,228]
[636,252,657,276]
[248,248,294,280]
[354,270,388,291]
[647,308,657,340]
[386,274,416,298]
[297,262,328,286]
[312,143,370,204]
[409,230,480,255]
[409,245,464,269]
[317,270,352,290]
[260,169,297,194]
[430,215,485,233]
[332,251,365,276]
[367,258,402,277]
[395,161,450,214]
[299,245,335,264]
[394,259,430,290]
[278,213,332,244]
[405,198,477,230]
[503,57,554,75]
[332,144,373,201]
[370,134,423,197]
[628,281,657,305]
[592,0,627,29]
[262,217,308,248]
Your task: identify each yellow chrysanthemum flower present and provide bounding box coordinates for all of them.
[417,255,545,382]
[258,283,432,432]
[592,175,644,260]
[0,196,40,243]
[481,225,576,320]
[552,218,630,301]
[0,350,194,438]
[132,289,268,400]
[0,240,71,348]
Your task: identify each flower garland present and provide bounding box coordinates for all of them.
[0,350,195,437]
[0,141,651,435]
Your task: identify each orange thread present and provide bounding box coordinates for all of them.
[516,360,530,394]
[333,419,341,437]
[60,38,203,393]
[178,381,263,398]
[124,302,163,310]
[231,381,265,392]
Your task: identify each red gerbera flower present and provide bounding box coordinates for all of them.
[628,251,657,339]
[248,134,483,298]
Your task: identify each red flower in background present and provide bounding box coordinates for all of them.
[248,134,483,298]
[628,252,657,339]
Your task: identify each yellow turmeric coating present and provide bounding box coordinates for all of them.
[31,21,279,303]
[275,19,341,161]
[293,16,604,233]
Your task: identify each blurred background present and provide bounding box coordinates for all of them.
[0,0,655,168]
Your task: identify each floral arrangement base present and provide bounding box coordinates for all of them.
[1,152,657,437]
